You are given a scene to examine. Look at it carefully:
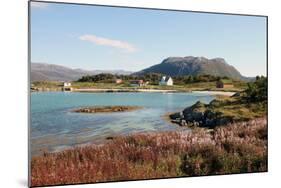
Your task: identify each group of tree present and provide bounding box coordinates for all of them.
[77,74,116,83]
[173,75,228,85]
[244,76,267,102]
[77,73,164,84]
[77,73,230,85]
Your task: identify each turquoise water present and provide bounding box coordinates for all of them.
[31,92,214,156]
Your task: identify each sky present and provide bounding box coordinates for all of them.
[30,1,267,77]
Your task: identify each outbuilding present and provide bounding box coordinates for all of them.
[130,80,144,87]
[216,79,233,88]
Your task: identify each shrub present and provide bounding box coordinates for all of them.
[245,76,267,102]
[31,117,267,187]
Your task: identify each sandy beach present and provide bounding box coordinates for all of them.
[73,88,236,96]
[73,88,178,93]
[192,90,236,96]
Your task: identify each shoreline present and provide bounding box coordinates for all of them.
[73,88,179,93]
[191,90,235,96]
[32,87,237,95]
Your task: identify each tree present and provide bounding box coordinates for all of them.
[245,76,267,102]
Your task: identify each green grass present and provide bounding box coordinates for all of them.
[209,97,267,122]
[32,81,62,88]
[170,91,267,129]
[32,80,246,92]
[71,82,130,89]
[71,81,245,92]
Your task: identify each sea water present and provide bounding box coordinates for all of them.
[30,92,214,156]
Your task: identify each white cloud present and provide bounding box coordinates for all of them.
[79,34,137,53]
[30,2,49,9]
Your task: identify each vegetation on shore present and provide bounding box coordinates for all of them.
[170,76,267,128]
[32,73,247,92]
[30,76,267,187]
[77,73,247,90]
[31,117,267,187]
[77,73,229,84]
[73,106,142,113]
[31,81,64,91]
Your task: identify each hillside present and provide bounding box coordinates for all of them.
[135,56,245,80]
[31,63,132,82]
[31,56,252,82]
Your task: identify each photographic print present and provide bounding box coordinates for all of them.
[29,1,268,187]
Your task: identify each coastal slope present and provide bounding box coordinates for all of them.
[31,63,132,82]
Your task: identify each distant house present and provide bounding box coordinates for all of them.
[159,76,173,86]
[130,80,144,87]
[62,82,72,91]
[63,82,71,87]
[115,79,123,84]
[216,79,233,88]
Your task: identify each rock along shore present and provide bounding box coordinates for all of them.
[73,106,143,113]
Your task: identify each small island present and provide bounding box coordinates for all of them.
[73,106,143,113]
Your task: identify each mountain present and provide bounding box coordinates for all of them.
[134,56,245,80]
[31,63,132,82]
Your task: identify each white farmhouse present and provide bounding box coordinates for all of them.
[63,82,71,87]
[62,82,72,91]
[159,76,173,86]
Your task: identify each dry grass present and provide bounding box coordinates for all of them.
[31,117,267,187]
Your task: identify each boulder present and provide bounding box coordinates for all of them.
[169,100,235,128]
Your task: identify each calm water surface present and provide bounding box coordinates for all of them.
[31,92,214,156]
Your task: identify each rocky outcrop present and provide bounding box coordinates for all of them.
[169,100,234,128]
[73,106,142,113]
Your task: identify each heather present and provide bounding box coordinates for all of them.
[31,117,267,187]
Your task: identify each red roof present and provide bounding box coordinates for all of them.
[130,80,143,84]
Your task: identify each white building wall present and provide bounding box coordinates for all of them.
[159,77,173,86]
[166,78,173,86]
[64,82,71,87]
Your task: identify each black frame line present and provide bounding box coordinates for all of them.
[28,0,269,187]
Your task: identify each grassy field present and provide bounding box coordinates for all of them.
[169,93,267,130]
[32,81,62,88]
[31,117,267,187]
[32,80,247,92]
[210,99,266,121]
[72,81,246,92]
[205,95,266,121]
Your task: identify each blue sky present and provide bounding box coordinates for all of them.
[30,1,267,76]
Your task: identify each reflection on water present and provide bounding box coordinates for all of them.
[31,92,214,156]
